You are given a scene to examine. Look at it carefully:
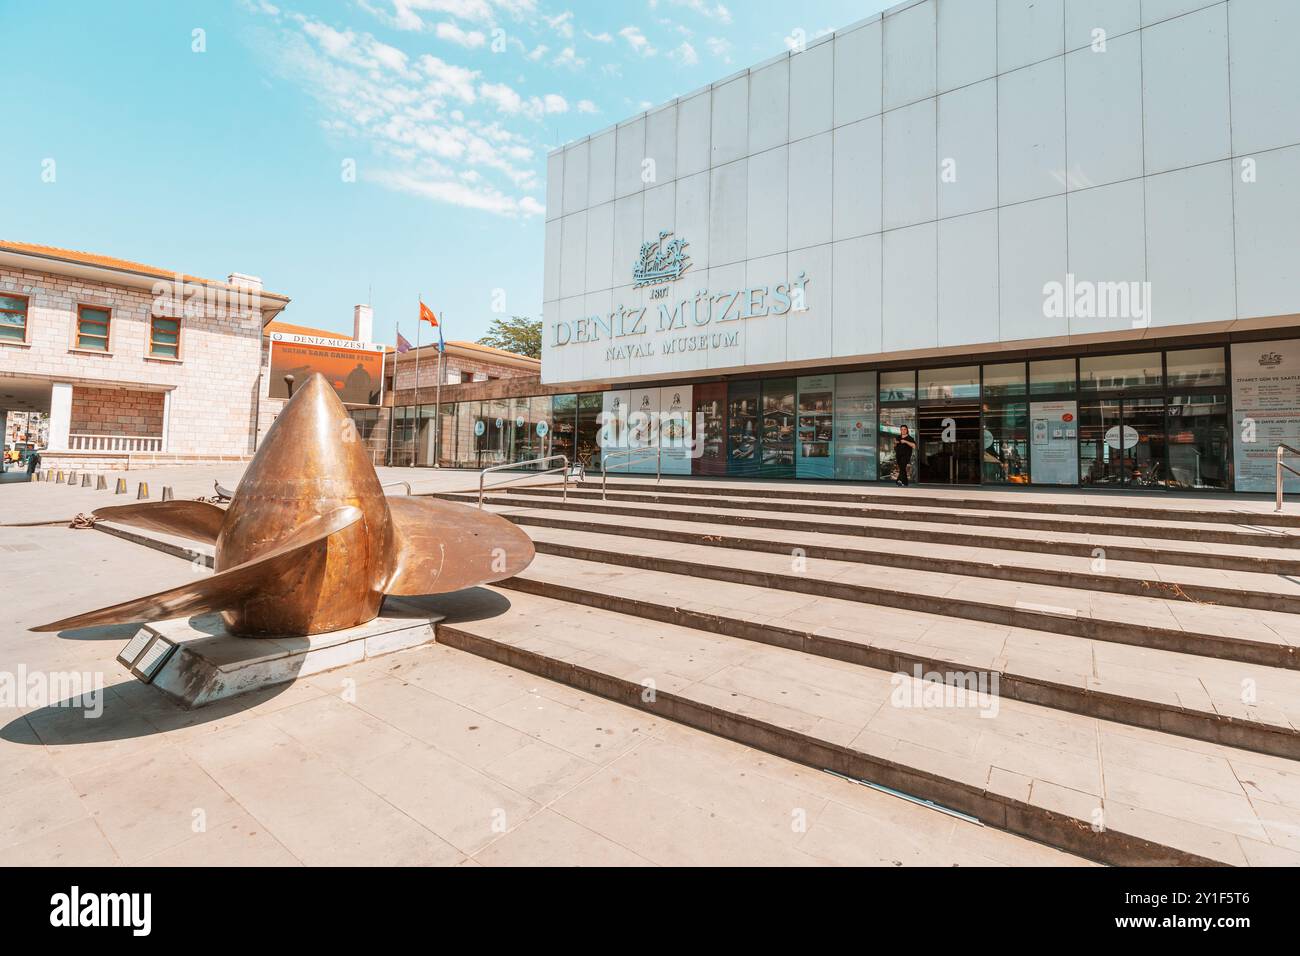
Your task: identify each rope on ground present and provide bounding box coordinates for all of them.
[69,513,99,530]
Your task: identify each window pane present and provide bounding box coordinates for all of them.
[983,362,1026,398]
[878,407,916,482]
[983,402,1030,484]
[1079,352,1162,391]
[1030,359,1075,394]
[1167,395,1229,490]
[0,295,28,313]
[1166,348,1226,388]
[918,366,979,400]
[151,344,178,358]
[879,370,915,403]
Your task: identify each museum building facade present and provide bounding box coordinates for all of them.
[511,0,1300,492]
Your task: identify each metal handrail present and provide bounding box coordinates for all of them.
[601,446,662,501]
[1277,445,1300,512]
[382,481,412,495]
[478,455,569,509]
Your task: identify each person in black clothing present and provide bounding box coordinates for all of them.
[894,425,916,487]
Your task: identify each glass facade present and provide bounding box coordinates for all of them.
[386,345,1246,492]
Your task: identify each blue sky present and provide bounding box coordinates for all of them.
[1,0,888,347]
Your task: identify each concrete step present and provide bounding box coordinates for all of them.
[437,586,1300,866]
[503,486,1300,549]
[506,524,1300,670]
[592,478,1300,528]
[499,551,1300,759]
[468,499,1300,614]
[442,490,1300,575]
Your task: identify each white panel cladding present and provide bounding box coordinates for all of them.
[1143,0,1221,27]
[883,0,937,111]
[884,97,937,230]
[747,146,788,260]
[581,289,613,382]
[788,132,833,251]
[748,59,790,155]
[1066,179,1148,335]
[611,193,644,289]
[615,117,647,199]
[1065,32,1144,190]
[1066,0,1141,53]
[587,130,616,208]
[883,222,938,351]
[583,201,615,294]
[833,116,883,241]
[1144,160,1235,328]
[832,234,883,357]
[1228,0,1300,156]
[998,55,1066,205]
[1141,4,1230,175]
[938,0,997,92]
[562,140,589,216]
[674,171,710,272]
[938,78,997,218]
[644,181,677,250]
[559,211,587,300]
[742,253,788,367]
[545,151,564,221]
[789,39,834,141]
[542,0,1298,387]
[787,243,833,361]
[999,194,1067,342]
[709,158,748,267]
[711,76,749,167]
[1235,142,1300,320]
[938,210,999,346]
[834,20,882,127]
[706,261,746,369]
[543,218,562,303]
[676,90,712,178]
[997,0,1065,73]
[645,104,678,188]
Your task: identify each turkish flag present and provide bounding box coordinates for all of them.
[419,302,439,327]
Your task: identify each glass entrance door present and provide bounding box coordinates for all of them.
[1079,398,1166,487]
[918,403,982,484]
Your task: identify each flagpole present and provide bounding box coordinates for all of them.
[414,297,422,468]
[435,312,443,470]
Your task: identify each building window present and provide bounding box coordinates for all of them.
[0,294,29,342]
[149,315,180,358]
[76,305,111,351]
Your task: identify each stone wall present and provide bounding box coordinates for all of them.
[70,385,164,437]
[0,265,266,456]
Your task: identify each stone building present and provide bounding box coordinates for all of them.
[0,241,290,470]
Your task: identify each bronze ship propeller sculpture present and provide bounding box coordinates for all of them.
[34,373,535,636]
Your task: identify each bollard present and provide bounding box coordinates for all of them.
[161,486,174,502]
[33,471,41,483]
[81,474,91,487]
[96,474,107,490]
[55,471,64,483]
[136,482,149,500]
[67,472,77,486]
[115,477,127,494]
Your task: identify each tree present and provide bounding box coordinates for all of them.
[478,315,541,359]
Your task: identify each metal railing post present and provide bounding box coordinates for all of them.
[477,455,569,510]
[1279,445,1286,513]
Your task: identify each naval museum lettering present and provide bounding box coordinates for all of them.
[552,272,811,352]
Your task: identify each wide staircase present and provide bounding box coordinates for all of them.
[435,477,1300,867]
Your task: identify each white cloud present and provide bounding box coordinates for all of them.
[618,26,656,57]
[577,99,599,114]
[435,21,487,48]
[544,11,574,39]
[653,0,731,24]
[705,36,732,63]
[583,30,612,43]
[374,168,543,216]
[551,45,587,70]
[668,41,698,66]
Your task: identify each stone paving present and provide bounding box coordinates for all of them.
[0,524,1087,866]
